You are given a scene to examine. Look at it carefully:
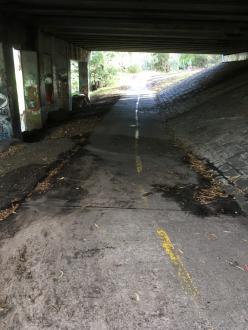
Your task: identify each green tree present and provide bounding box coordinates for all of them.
[89,51,118,90]
[127,64,140,73]
[70,60,79,95]
[145,53,170,72]
[179,54,221,69]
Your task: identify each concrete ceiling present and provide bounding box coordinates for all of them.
[3,1,248,54]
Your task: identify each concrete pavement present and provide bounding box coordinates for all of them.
[165,63,248,215]
[157,61,248,120]
[0,76,247,329]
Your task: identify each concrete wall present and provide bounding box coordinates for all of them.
[37,32,89,124]
[0,43,12,140]
[223,53,248,62]
[0,17,89,140]
[157,61,248,121]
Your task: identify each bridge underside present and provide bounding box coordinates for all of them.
[2,0,248,54]
[1,1,248,141]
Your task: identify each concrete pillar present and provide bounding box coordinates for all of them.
[2,44,22,139]
[79,61,89,97]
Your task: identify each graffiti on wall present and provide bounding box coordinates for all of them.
[21,51,42,131]
[55,45,69,110]
[41,54,54,106]
[57,72,69,109]
[0,43,12,140]
[24,80,40,113]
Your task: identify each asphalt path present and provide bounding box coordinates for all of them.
[0,76,247,329]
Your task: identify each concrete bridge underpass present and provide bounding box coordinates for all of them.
[0,2,248,329]
[1,1,248,138]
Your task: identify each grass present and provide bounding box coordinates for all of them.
[90,85,128,100]
[149,70,200,93]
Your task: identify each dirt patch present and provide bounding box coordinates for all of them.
[74,246,115,259]
[0,144,25,160]
[152,183,242,217]
[40,149,97,211]
[33,162,66,194]
[29,144,91,198]
[15,245,32,281]
[152,150,242,217]
[0,164,50,209]
[91,93,122,107]
[0,144,88,222]
[153,132,244,216]
[48,117,98,140]
[183,152,227,204]
[90,86,127,102]
[0,91,121,222]
[0,301,11,318]
[0,204,19,222]
[148,71,197,93]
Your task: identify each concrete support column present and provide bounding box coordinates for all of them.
[2,44,22,139]
[79,61,89,97]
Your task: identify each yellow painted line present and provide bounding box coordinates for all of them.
[133,95,147,208]
[136,155,143,174]
[134,137,143,175]
[157,228,198,297]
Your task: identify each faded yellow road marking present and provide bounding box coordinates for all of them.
[134,128,142,175]
[157,228,198,296]
[134,95,146,209]
[136,155,143,174]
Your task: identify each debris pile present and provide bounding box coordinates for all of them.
[184,152,226,204]
[48,117,99,140]
[34,162,65,194]
[0,203,19,222]
[0,144,24,160]
[152,151,242,216]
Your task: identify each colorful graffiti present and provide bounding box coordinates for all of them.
[0,93,9,115]
[0,43,12,140]
[24,80,40,113]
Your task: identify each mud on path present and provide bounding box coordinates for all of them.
[0,150,101,329]
[0,94,120,221]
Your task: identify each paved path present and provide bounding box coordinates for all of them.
[0,77,247,329]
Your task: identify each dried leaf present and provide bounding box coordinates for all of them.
[208,233,218,241]
[0,204,19,222]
